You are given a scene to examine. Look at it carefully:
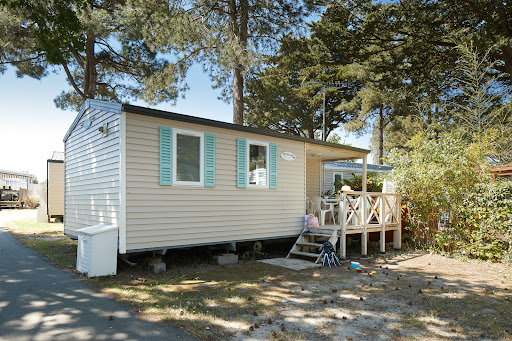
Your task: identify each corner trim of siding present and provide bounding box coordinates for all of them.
[119,111,127,253]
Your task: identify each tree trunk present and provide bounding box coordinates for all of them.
[83,31,96,99]
[378,104,384,165]
[229,0,248,125]
[232,66,244,124]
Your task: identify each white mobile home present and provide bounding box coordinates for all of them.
[64,99,371,254]
[322,161,393,194]
[47,152,65,221]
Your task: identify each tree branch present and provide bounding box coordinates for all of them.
[61,62,87,99]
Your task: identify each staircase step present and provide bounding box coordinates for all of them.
[296,242,323,248]
[290,251,320,258]
[302,233,333,237]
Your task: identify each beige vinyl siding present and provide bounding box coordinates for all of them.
[64,103,121,238]
[124,112,305,251]
[47,162,64,216]
[306,158,321,198]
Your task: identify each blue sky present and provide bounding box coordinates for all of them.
[0,65,371,181]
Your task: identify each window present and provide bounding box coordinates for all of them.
[333,172,343,190]
[173,129,204,185]
[248,141,268,187]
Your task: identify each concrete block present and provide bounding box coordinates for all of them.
[151,262,166,274]
[216,253,238,266]
[37,206,48,223]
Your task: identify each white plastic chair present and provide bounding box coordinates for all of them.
[305,197,315,215]
[311,196,335,225]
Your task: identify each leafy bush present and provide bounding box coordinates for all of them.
[462,181,512,261]
[22,195,39,209]
[387,127,491,251]
[341,172,383,192]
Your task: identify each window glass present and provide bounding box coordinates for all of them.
[176,134,200,182]
[333,173,343,190]
[249,144,267,185]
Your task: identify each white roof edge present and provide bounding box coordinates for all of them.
[63,99,122,142]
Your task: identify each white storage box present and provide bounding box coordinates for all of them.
[76,224,118,277]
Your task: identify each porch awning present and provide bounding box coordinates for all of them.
[305,142,368,162]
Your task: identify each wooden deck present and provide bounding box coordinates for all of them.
[319,192,402,258]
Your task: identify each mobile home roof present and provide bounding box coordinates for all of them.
[122,104,369,155]
[64,100,369,155]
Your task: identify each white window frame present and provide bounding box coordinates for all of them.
[173,128,204,186]
[333,172,343,190]
[247,140,269,188]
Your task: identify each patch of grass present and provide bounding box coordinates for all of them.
[4,218,76,269]
[268,331,310,341]
[90,262,315,339]
[403,314,426,329]
[422,291,512,339]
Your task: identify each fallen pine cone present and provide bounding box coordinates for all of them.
[280,324,286,332]
[408,301,412,305]
[360,297,364,301]
[342,316,348,320]
[252,311,258,316]
[271,331,277,338]
[418,289,423,294]
[323,299,328,304]
[267,318,273,325]
[109,316,114,321]
[249,326,254,331]
[332,289,337,293]
[254,323,259,329]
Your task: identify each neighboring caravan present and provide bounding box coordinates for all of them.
[322,161,393,194]
[63,99,370,254]
[47,152,64,222]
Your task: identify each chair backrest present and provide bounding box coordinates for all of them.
[305,197,313,214]
[310,196,324,211]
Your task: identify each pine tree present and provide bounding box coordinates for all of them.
[136,0,319,124]
[0,0,180,110]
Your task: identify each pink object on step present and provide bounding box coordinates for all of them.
[307,214,319,228]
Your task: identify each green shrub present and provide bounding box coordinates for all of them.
[341,172,383,192]
[462,181,512,261]
[387,127,491,251]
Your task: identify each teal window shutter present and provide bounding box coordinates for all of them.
[269,143,278,189]
[159,127,172,185]
[204,134,215,187]
[236,138,247,188]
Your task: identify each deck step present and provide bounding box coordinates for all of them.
[296,242,323,248]
[302,232,333,237]
[289,251,320,258]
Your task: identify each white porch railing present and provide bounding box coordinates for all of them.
[337,192,402,258]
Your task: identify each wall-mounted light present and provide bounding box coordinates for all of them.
[98,122,108,136]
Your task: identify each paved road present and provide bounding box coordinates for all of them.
[0,209,195,341]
